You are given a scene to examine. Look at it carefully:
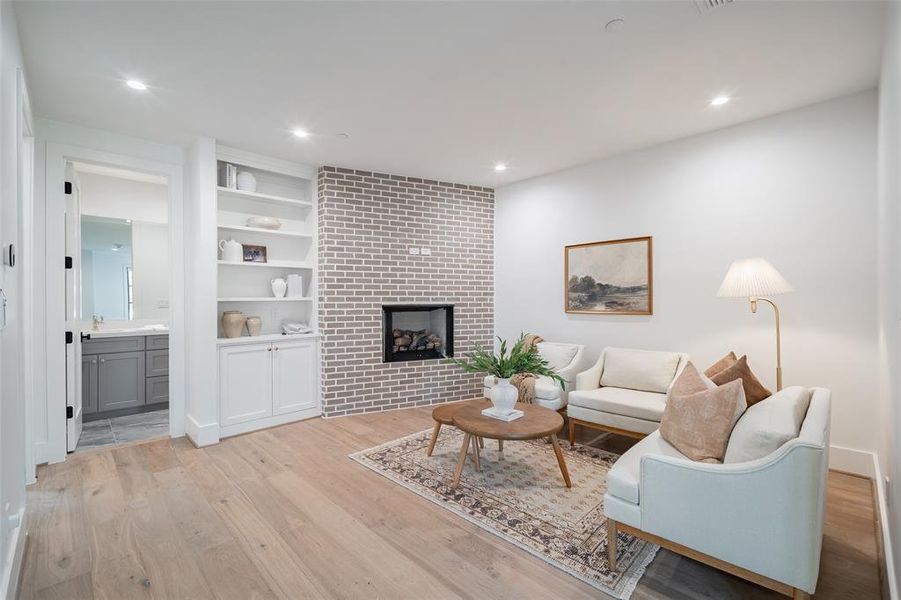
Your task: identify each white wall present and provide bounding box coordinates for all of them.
[132,221,169,320]
[79,171,168,224]
[876,0,901,593]
[0,3,28,598]
[496,91,878,463]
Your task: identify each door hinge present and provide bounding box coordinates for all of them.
[65,331,73,344]
[64,181,72,195]
[66,406,73,419]
[64,256,73,269]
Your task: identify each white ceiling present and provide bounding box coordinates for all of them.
[15,1,885,186]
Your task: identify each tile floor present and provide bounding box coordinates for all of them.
[76,409,169,452]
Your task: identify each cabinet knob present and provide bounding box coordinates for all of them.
[267,348,272,352]
[99,358,105,363]
[92,359,97,364]
[275,347,279,351]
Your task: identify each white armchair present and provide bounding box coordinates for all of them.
[605,387,831,599]
[568,347,689,443]
[483,341,586,412]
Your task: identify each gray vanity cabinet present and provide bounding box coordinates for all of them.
[81,354,99,415]
[82,334,168,417]
[97,351,145,411]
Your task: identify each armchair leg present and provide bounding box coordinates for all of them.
[569,418,576,448]
[792,590,811,600]
[607,519,618,571]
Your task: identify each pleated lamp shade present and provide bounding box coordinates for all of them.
[717,258,793,298]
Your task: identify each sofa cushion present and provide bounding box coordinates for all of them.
[537,342,579,372]
[705,351,738,378]
[661,377,746,463]
[569,387,666,422]
[710,355,772,407]
[607,431,687,504]
[600,348,682,394]
[724,386,811,463]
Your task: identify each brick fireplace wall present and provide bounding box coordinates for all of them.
[318,166,494,416]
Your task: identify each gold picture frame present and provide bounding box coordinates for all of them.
[564,236,653,315]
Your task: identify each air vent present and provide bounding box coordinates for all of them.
[694,0,733,14]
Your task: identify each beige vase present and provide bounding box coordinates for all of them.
[221,311,246,338]
[245,316,262,336]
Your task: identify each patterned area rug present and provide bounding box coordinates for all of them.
[350,427,658,599]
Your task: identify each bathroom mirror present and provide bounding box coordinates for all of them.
[76,164,170,322]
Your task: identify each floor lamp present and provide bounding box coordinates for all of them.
[717,258,793,391]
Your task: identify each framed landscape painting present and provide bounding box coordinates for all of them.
[565,236,652,315]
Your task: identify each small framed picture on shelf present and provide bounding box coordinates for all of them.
[242,244,268,263]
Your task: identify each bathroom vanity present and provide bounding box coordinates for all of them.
[81,331,169,420]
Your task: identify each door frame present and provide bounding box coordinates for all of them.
[17,68,35,482]
[44,143,185,463]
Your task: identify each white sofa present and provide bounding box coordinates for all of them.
[605,387,831,599]
[568,347,689,443]
[482,341,586,411]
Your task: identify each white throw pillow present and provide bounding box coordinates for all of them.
[600,348,682,394]
[537,342,578,372]
[723,386,811,463]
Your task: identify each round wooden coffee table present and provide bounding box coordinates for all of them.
[450,403,571,489]
[427,398,491,457]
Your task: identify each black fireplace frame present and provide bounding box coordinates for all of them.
[382,304,454,363]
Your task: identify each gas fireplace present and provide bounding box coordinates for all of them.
[382,304,454,363]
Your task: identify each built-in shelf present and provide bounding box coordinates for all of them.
[218,260,314,269]
[217,186,313,209]
[217,223,313,238]
[218,297,313,302]
[216,332,320,346]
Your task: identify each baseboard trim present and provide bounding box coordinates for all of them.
[829,444,876,477]
[1,508,26,600]
[185,414,219,447]
[873,454,899,600]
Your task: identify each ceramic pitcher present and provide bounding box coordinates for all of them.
[218,238,242,262]
[270,278,288,298]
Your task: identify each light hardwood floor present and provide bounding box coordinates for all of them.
[18,407,882,599]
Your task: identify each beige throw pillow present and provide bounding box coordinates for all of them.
[705,351,737,378]
[660,363,746,463]
[709,355,772,407]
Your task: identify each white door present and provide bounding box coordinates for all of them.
[219,343,273,426]
[64,163,83,452]
[272,340,318,415]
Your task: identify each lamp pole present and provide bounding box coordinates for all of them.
[749,296,782,391]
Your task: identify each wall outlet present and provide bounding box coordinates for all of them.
[408,247,420,255]
[420,247,431,256]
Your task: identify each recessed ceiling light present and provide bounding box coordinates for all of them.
[126,79,147,91]
[494,163,507,172]
[292,128,309,139]
[710,95,731,107]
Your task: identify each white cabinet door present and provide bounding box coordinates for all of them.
[272,339,318,415]
[219,343,273,426]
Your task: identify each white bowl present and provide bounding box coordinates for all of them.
[247,216,282,230]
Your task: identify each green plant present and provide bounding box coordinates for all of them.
[450,334,565,389]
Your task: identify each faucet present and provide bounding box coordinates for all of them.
[92,315,104,330]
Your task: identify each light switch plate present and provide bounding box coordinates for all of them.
[420,247,431,255]
[409,247,420,255]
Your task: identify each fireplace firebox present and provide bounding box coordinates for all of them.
[382,304,454,363]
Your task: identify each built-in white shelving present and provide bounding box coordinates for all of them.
[217,224,313,238]
[216,186,313,209]
[218,297,313,302]
[217,260,315,269]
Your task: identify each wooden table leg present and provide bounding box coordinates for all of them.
[452,433,472,488]
[471,435,481,471]
[478,436,484,449]
[608,518,618,571]
[549,434,572,488]
[568,418,576,448]
[498,439,504,452]
[426,422,441,456]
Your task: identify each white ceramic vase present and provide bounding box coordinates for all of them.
[270,278,288,298]
[245,316,262,336]
[490,378,518,414]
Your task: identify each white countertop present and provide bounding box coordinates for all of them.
[84,326,169,339]
[216,331,319,346]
